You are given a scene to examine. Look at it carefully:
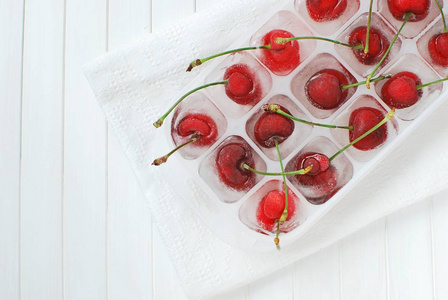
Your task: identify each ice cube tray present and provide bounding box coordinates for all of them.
[155,0,448,251]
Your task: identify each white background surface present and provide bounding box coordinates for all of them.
[1,0,448,299]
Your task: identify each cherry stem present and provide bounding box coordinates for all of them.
[153,80,227,128]
[242,164,312,176]
[274,139,288,250]
[263,104,353,130]
[435,0,447,33]
[366,12,411,89]
[277,36,363,50]
[151,134,199,166]
[341,75,391,90]
[186,46,270,72]
[416,77,448,90]
[329,108,395,162]
[365,0,374,54]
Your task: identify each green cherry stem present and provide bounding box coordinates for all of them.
[435,0,447,33]
[151,134,199,166]
[242,164,312,176]
[263,104,354,130]
[276,36,363,49]
[274,138,288,250]
[366,12,411,89]
[365,0,374,54]
[153,80,227,128]
[416,77,448,89]
[186,46,270,72]
[329,108,395,162]
[341,75,391,90]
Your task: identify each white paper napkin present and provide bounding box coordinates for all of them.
[84,0,448,298]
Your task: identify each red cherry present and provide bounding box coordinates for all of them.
[428,32,448,67]
[216,142,255,191]
[306,0,347,22]
[223,64,261,105]
[301,153,330,175]
[349,26,390,65]
[254,106,295,148]
[381,71,422,109]
[260,30,300,76]
[256,189,297,231]
[387,0,430,21]
[176,114,218,147]
[349,108,388,151]
[305,69,349,109]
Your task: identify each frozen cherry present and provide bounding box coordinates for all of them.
[301,153,330,175]
[256,190,296,231]
[306,0,347,22]
[216,142,255,191]
[387,0,430,21]
[223,64,261,105]
[381,72,422,109]
[428,33,448,67]
[176,113,218,147]
[305,69,350,109]
[349,108,388,151]
[349,26,390,65]
[260,30,300,76]
[254,106,295,148]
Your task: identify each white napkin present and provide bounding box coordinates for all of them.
[84,0,448,298]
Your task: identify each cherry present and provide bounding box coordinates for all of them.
[260,30,300,76]
[301,153,330,175]
[428,33,448,67]
[349,26,390,65]
[254,106,295,148]
[216,142,255,191]
[306,0,347,22]
[387,0,430,21]
[305,69,349,109]
[381,71,422,109]
[175,113,218,147]
[349,108,388,151]
[256,190,296,231]
[223,64,261,105]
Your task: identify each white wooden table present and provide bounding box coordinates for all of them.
[1,0,448,299]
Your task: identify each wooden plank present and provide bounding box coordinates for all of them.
[20,0,64,298]
[0,0,24,299]
[249,266,294,300]
[152,0,196,31]
[294,243,341,300]
[386,199,433,300]
[107,0,153,299]
[432,189,448,300]
[63,0,108,298]
[339,219,387,300]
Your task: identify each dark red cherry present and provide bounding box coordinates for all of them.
[301,153,330,175]
[216,142,255,191]
[256,189,297,231]
[254,106,295,148]
[306,0,347,22]
[349,26,390,65]
[381,71,422,109]
[428,33,448,67]
[349,108,388,151]
[295,152,337,202]
[305,69,349,109]
[223,64,261,105]
[176,114,218,147]
[260,30,300,76]
[387,0,430,21]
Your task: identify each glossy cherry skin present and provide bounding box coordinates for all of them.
[175,113,218,147]
[254,106,295,148]
[305,69,350,110]
[381,72,422,109]
[387,0,430,21]
[216,142,255,191]
[428,33,448,67]
[256,189,297,231]
[223,64,262,105]
[295,152,337,203]
[306,0,347,22]
[260,29,300,76]
[349,26,390,65]
[349,107,388,151]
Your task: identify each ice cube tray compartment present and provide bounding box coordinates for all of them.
[156,0,448,251]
